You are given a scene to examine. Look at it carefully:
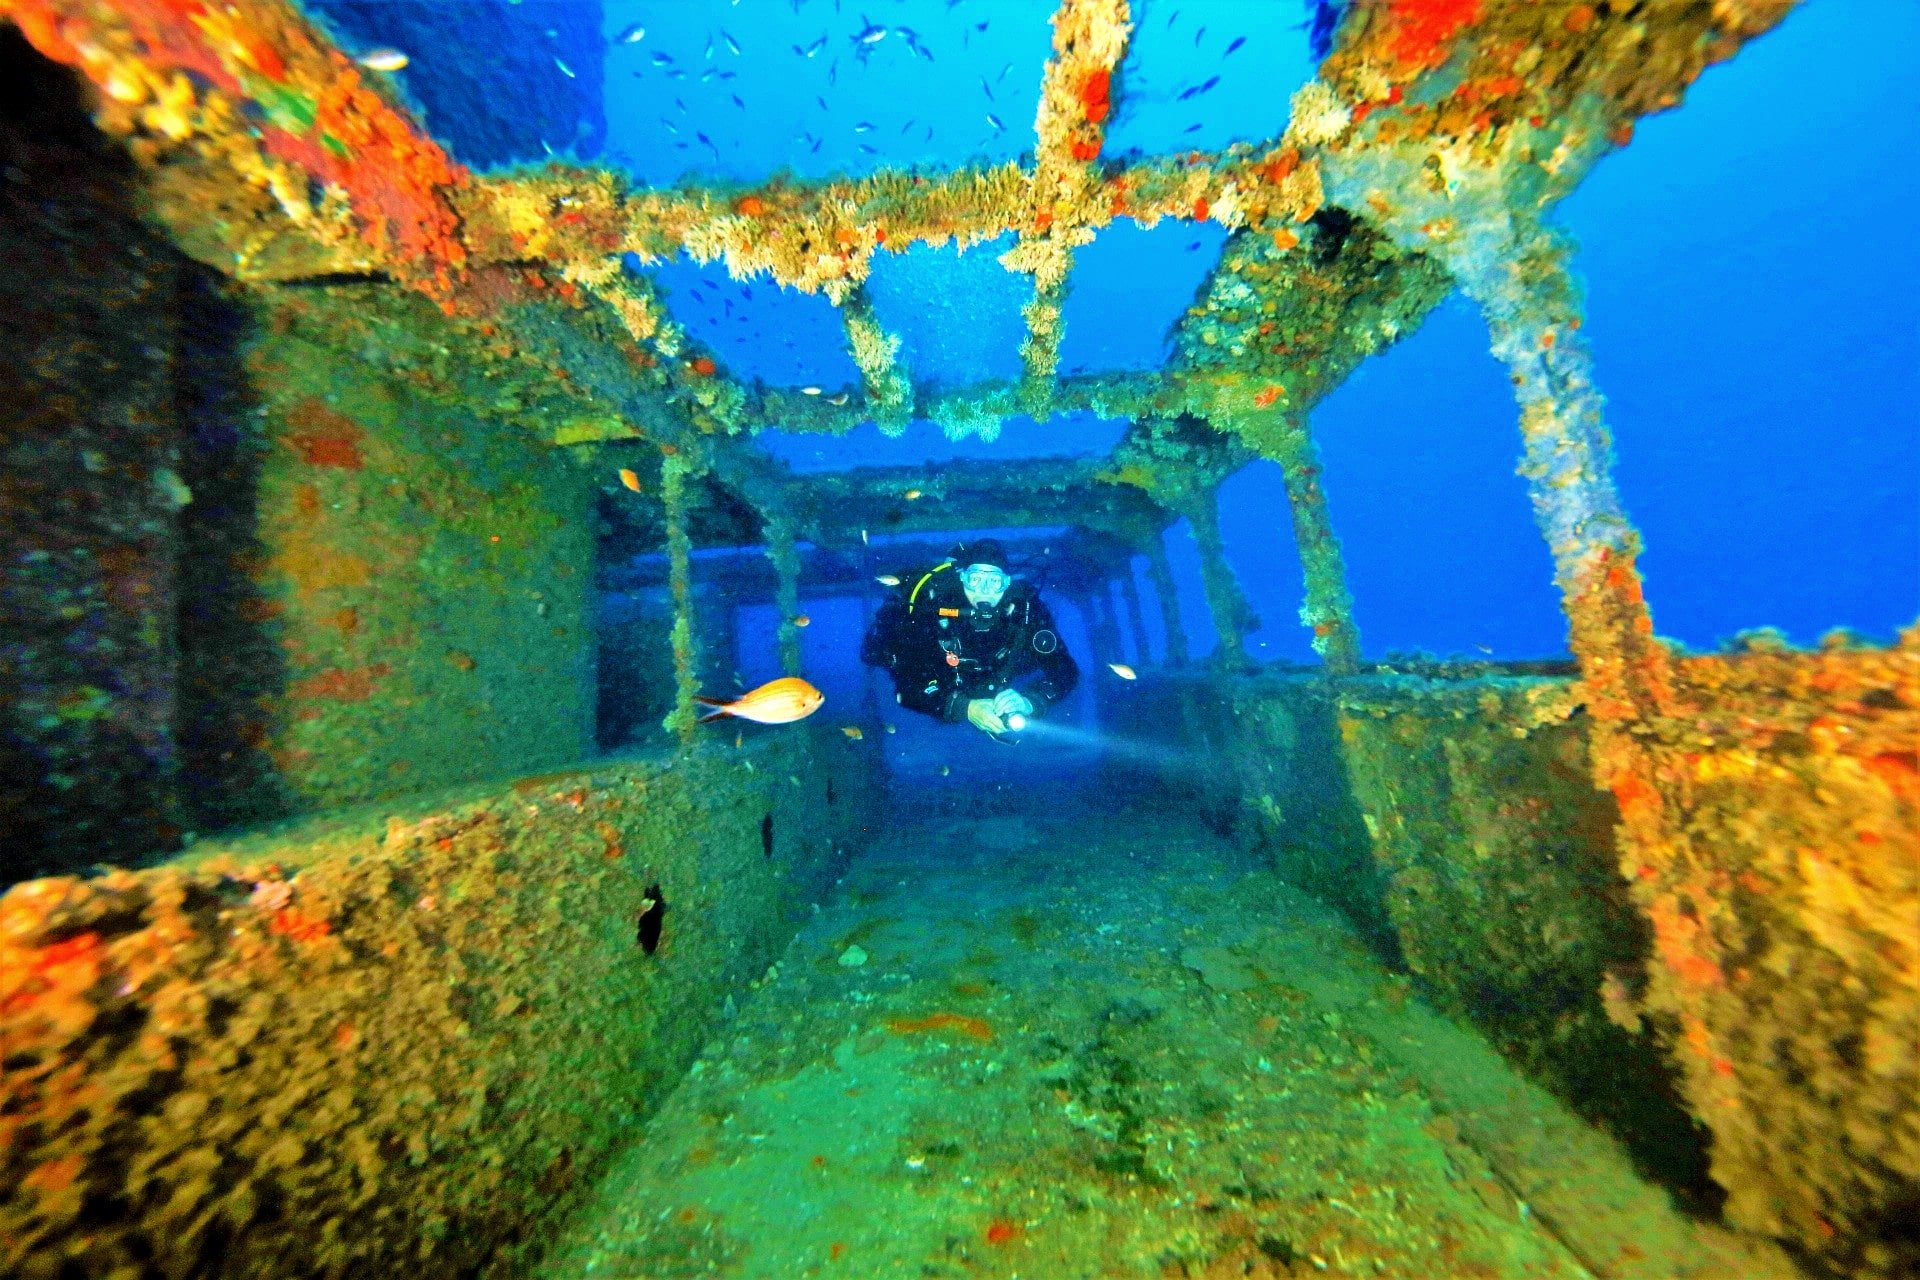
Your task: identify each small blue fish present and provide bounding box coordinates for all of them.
[667,69,687,79]
[724,32,741,55]
[731,93,746,108]
[1225,36,1246,56]
[858,143,878,155]
[617,22,646,44]
[1195,25,1206,45]
[651,52,674,66]
[554,56,575,78]
[817,95,829,111]
[1184,123,1202,134]
[854,15,887,43]
[806,35,828,57]
[981,76,994,102]
[854,121,874,133]
[986,112,1005,132]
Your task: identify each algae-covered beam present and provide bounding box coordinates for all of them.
[1141,535,1189,667]
[4,0,465,285]
[1001,0,1130,415]
[1446,219,1667,716]
[837,284,912,435]
[15,0,1795,307]
[793,455,1172,550]
[1173,484,1254,669]
[1117,564,1154,667]
[1238,408,1361,674]
[766,515,804,678]
[660,450,700,744]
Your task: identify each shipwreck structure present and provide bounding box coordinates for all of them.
[0,1,1912,1277]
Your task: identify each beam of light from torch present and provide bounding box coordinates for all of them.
[1002,716,1197,774]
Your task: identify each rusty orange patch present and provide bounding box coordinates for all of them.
[283,399,367,470]
[290,662,393,703]
[885,1011,994,1042]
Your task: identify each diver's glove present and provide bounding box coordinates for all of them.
[992,689,1034,721]
[966,698,1006,735]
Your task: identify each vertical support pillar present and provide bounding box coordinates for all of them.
[1448,219,1671,720]
[1080,585,1124,663]
[1118,565,1153,667]
[1254,408,1363,674]
[693,584,738,691]
[1180,487,1254,669]
[661,451,699,744]
[1141,535,1189,666]
[840,287,912,435]
[767,515,803,677]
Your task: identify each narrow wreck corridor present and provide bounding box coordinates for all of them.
[541,766,1797,1280]
[1,2,1915,1280]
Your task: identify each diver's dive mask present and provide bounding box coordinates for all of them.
[960,563,1011,620]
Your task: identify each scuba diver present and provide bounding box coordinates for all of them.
[861,539,1079,737]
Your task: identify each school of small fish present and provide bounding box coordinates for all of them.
[590,8,1268,713]
[598,6,1259,422]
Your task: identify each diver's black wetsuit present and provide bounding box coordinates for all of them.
[860,562,1079,722]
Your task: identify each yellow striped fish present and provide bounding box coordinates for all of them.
[694,677,824,726]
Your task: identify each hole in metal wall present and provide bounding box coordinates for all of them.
[826,778,836,806]
[636,884,666,955]
[761,813,774,859]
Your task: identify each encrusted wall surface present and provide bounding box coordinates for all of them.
[1601,642,1919,1278]
[1,47,602,874]
[1329,674,1713,1202]
[1131,668,1698,1192]
[237,283,597,813]
[0,733,884,1279]
[1140,671,1398,959]
[1143,655,1919,1273]
[0,30,194,881]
